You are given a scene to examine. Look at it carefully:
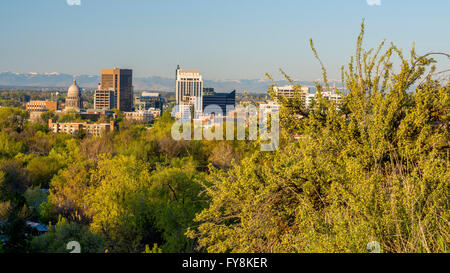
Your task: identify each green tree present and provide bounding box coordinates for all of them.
[143,243,163,253]
[85,155,158,252]
[27,156,63,188]
[0,159,31,201]
[24,186,48,218]
[30,218,105,253]
[47,159,94,222]
[149,158,206,252]
[0,132,24,158]
[208,141,237,169]
[84,155,205,253]
[57,110,82,123]
[40,110,56,124]
[189,21,450,253]
[0,202,33,253]
[0,107,28,132]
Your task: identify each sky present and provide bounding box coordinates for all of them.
[0,0,449,81]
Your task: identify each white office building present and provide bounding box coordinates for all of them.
[179,103,193,123]
[306,91,342,107]
[175,65,203,115]
[273,85,316,101]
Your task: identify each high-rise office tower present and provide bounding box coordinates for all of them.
[175,65,203,113]
[101,68,133,111]
[94,84,116,110]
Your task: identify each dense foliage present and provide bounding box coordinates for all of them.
[0,22,448,253]
[0,107,239,253]
[188,22,449,253]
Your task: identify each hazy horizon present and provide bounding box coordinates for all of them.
[1,0,449,82]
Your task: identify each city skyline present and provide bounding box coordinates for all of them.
[1,0,449,82]
[0,0,447,257]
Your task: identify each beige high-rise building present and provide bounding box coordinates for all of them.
[175,65,203,113]
[101,68,133,111]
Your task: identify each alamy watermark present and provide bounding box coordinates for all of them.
[67,241,81,253]
[171,103,280,152]
[366,241,381,253]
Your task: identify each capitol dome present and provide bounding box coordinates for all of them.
[67,79,80,96]
[65,78,82,112]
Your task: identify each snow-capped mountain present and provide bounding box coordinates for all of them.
[0,71,323,93]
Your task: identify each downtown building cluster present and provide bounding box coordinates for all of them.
[26,68,163,137]
[24,65,343,137]
[174,65,236,124]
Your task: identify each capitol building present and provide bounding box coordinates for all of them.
[65,78,82,112]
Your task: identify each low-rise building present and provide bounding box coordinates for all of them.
[306,91,342,107]
[26,221,48,236]
[26,100,58,112]
[26,101,58,122]
[48,119,115,137]
[273,85,313,100]
[148,108,161,118]
[81,108,117,121]
[178,103,193,123]
[259,101,280,115]
[29,111,44,121]
[135,92,164,112]
[124,111,153,124]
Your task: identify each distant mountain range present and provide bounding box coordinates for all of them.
[0,71,340,93]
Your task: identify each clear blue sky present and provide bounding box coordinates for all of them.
[0,0,449,81]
